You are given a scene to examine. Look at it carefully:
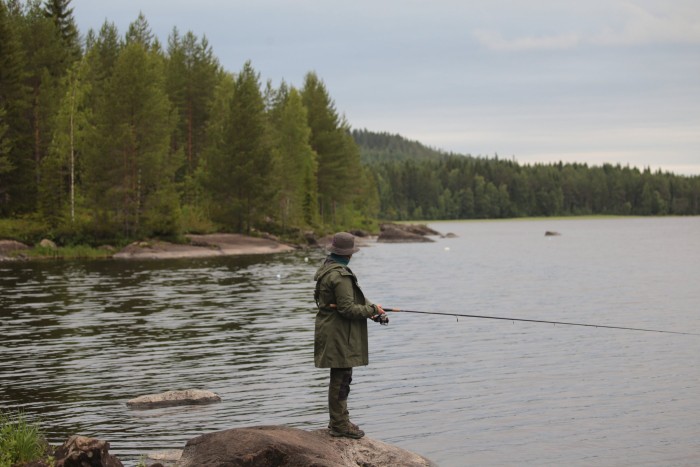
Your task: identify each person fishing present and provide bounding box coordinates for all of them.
[314,232,388,439]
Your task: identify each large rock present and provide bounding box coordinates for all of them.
[0,239,29,261]
[53,435,124,467]
[377,224,435,243]
[393,223,440,236]
[39,238,57,249]
[176,425,436,467]
[126,389,221,409]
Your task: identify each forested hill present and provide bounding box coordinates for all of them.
[356,130,700,220]
[352,129,448,163]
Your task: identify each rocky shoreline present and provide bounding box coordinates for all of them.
[33,389,437,467]
[0,233,298,262]
[44,425,436,467]
[0,223,450,262]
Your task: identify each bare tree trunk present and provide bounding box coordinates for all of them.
[69,80,75,223]
[33,86,41,186]
[187,99,193,172]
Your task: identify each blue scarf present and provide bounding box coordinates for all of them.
[329,253,350,266]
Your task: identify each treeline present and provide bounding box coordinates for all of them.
[0,0,378,244]
[2,2,699,247]
[353,130,700,220]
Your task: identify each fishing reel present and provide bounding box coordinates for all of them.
[371,313,389,325]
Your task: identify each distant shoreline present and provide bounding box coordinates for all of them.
[0,233,297,262]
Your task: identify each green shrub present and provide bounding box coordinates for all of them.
[0,410,49,467]
[0,217,49,244]
[180,204,216,234]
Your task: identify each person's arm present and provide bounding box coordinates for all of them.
[332,271,379,319]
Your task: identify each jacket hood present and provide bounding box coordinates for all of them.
[314,260,344,281]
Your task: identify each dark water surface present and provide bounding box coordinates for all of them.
[2,217,699,466]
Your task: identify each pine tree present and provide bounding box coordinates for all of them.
[0,0,31,214]
[268,87,318,229]
[82,32,178,240]
[165,28,220,180]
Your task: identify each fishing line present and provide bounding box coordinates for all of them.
[382,308,699,336]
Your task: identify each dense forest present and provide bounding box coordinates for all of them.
[355,130,700,220]
[1,1,699,246]
[0,0,377,245]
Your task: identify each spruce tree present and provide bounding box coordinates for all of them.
[42,0,80,61]
[125,12,153,48]
[0,106,13,176]
[13,1,76,212]
[206,61,271,233]
[301,72,362,225]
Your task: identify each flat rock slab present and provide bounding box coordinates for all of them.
[176,425,437,467]
[114,234,294,259]
[126,390,221,409]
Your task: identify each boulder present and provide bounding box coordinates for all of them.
[397,224,441,236]
[0,239,29,260]
[39,238,57,249]
[303,231,318,246]
[378,226,434,243]
[176,425,436,467]
[545,231,562,236]
[53,435,123,467]
[126,389,221,409]
[348,229,370,238]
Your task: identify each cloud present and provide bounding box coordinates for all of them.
[473,1,700,51]
[591,1,700,46]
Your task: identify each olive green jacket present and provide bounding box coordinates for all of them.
[314,259,377,368]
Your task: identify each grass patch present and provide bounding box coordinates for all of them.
[0,410,51,467]
[18,244,115,260]
[0,217,49,244]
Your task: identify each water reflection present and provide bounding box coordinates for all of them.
[2,218,700,466]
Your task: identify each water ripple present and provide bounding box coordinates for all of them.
[2,219,700,466]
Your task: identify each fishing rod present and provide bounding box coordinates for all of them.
[381,308,699,336]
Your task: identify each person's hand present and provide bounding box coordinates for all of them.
[371,305,389,325]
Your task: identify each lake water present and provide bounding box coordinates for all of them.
[1,217,699,466]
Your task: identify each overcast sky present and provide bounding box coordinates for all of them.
[71,0,700,175]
